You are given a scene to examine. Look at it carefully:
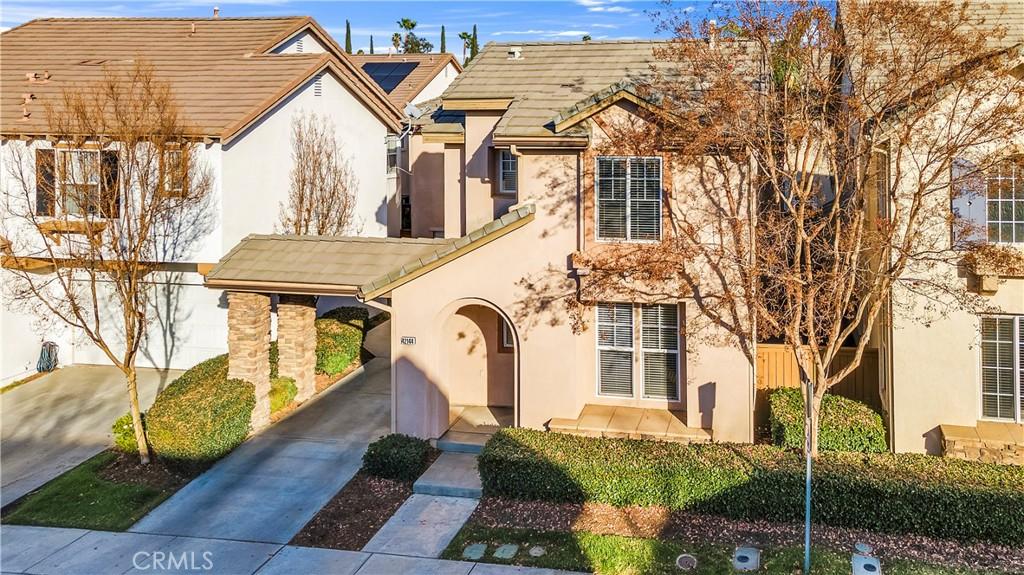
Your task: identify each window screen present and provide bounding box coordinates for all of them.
[641,304,679,400]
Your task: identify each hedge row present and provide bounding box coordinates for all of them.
[769,388,887,453]
[478,428,1024,545]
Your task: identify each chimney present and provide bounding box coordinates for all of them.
[213,6,220,19]
[708,19,718,48]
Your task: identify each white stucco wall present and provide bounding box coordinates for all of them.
[411,62,460,106]
[271,30,328,54]
[221,68,390,246]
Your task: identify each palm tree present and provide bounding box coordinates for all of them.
[458,31,472,64]
[391,32,401,54]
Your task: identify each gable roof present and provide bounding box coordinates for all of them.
[0,17,402,140]
[350,53,462,108]
[438,40,761,141]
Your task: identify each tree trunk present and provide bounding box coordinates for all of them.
[808,390,823,458]
[126,367,151,464]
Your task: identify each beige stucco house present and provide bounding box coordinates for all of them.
[207,40,756,444]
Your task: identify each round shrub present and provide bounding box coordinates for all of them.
[769,387,887,453]
[315,307,367,376]
[270,376,297,413]
[111,412,145,454]
[145,354,255,470]
[363,433,434,481]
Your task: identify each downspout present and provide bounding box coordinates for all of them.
[749,155,758,444]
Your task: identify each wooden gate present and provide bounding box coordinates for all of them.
[755,344,882,434]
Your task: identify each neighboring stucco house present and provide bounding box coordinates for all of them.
[0,16,402,382]
[349,52,463,238]
[865,2,1024,457]
[206,40,759,444]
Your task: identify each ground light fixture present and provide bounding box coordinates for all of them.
[852,542,882,575]
[732,546,760,571]
[674,553,697,570]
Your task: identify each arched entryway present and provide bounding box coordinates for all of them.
[437,300,518,435]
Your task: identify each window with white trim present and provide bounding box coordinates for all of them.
[641,304,679,400]
[498,150,518,196]
[386,135,399,175]
[981,316,1022,422]
[597,303,634,397]
[596,156,662,241]
[985,159,1023,244]
[57,149,101,215]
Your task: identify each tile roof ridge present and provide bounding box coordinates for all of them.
[483,39,666,46]
[27,16,308,22]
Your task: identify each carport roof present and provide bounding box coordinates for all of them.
[204,204,536,298]
[204,235,454,296]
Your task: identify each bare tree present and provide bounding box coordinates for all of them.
[572,0,1024,455]
[277,111,358,236]
[2,60,213,464]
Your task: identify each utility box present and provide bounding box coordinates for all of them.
[852,554,881,574]
[733,547,760,572]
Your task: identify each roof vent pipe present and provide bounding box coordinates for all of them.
[213,6,220,19]
[507,46,523,60]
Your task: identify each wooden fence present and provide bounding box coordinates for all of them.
[755,344,882,435]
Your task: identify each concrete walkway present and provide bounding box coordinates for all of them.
[1,525,588,575]
[1,365,180,507]
[130,358,391,543]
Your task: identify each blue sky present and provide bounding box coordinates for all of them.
[0,1,715,53]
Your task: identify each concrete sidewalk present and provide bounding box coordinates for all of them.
[0,525,589,575]
[130,358,391,544]
[1,365,180,507]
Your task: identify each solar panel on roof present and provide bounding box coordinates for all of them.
[361,62,419,93]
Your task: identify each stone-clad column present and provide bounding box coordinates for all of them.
[277,294,317,403]
[227,291,272,430]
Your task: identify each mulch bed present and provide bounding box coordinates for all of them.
[470,497,1024,572]
[289,472,412,550]
[96,450,193,490]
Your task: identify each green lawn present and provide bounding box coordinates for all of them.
[2,451,179,531]
[442,525,1000,575]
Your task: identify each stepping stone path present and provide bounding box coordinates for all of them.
[529,546,547,557]
[493,544,519,559]
[462,543,487,561]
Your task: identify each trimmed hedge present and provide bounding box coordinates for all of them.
[316,307,367,376]
[363,434,435,481]
[145,354,255,470]
[270,377,297,413]
[769,388,887,453]
[479,428,1024,545]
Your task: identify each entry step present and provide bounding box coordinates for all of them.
[437,430,489,454]
[413,452,482,499]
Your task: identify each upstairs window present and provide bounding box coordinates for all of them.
[952,156,1023,245]
[596,156,661,241]
[985,159,1023,244]
[35,147,119,218]
[497,150,518,196]
[386,135,399,175]
[159,148,188,198]
[981,316,1022,422]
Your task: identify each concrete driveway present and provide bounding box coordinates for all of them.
[130,357,391,543]
[1,365,180,507]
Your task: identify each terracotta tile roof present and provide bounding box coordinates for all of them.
[350,52,462,107]
[1,17,402,139]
